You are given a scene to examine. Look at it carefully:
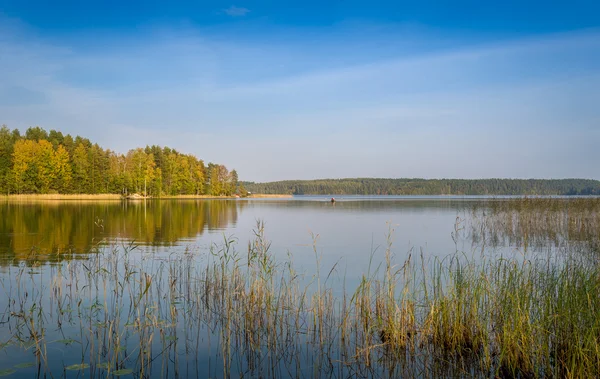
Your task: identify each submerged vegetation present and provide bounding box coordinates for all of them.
[244,178,600,196]
[0,125,242,196]
[0,198,599,378]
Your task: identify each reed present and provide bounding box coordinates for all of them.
[470,197,600,255]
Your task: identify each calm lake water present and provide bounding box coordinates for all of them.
[0,196,595,378]
[0,196,526,266]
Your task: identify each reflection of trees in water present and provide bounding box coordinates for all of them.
[0,200,246,262]
[467,198,600,254]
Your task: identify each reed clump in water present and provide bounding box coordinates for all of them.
[470,197,600,254]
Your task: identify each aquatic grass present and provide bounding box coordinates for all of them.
[422,257,490,365]
[471,197,600,255]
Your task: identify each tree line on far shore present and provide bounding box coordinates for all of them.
[243,178,600,196]
[0,125,243,196]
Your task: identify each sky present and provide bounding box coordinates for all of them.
[0,1,599,182]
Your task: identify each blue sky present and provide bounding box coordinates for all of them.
[0,1,599,181]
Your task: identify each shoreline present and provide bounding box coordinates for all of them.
[3,193,598,202]
[1,194,123,201]
[0,193,293,201]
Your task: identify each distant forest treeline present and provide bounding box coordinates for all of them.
[243,178,600,196]
[0,125,241,196]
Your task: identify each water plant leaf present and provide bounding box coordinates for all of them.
[54,339,77,345]
[13,362,35,369]
[65,363,89,370]
[164,336,177,341]
[0,369,16,376]
[112,368,133,376]
[96,362,110,370]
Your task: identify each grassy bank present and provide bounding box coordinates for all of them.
[1,221,598,377]
[0,193,123,201]
[0,193,292,202]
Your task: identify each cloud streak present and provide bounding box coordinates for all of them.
[223,6,250,17]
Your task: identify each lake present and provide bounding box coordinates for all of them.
[0,196,543,265]
[0,196,598,378]
[0,196,537,288]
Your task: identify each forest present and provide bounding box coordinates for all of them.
[2,125,598,197]
[0,125,240,196]
[243,178,600,196]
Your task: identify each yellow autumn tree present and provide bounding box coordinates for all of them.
[11,139,36,193]
[52,144,72,192]
[36,140,56,193]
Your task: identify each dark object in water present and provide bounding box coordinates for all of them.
[330,197,336,203]
[380,329,389,343]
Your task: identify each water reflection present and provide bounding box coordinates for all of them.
[0,200,246,261]
[1,197,598,267]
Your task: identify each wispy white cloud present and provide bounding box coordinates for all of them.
[223,5,250,17]
[213,29,600,99]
